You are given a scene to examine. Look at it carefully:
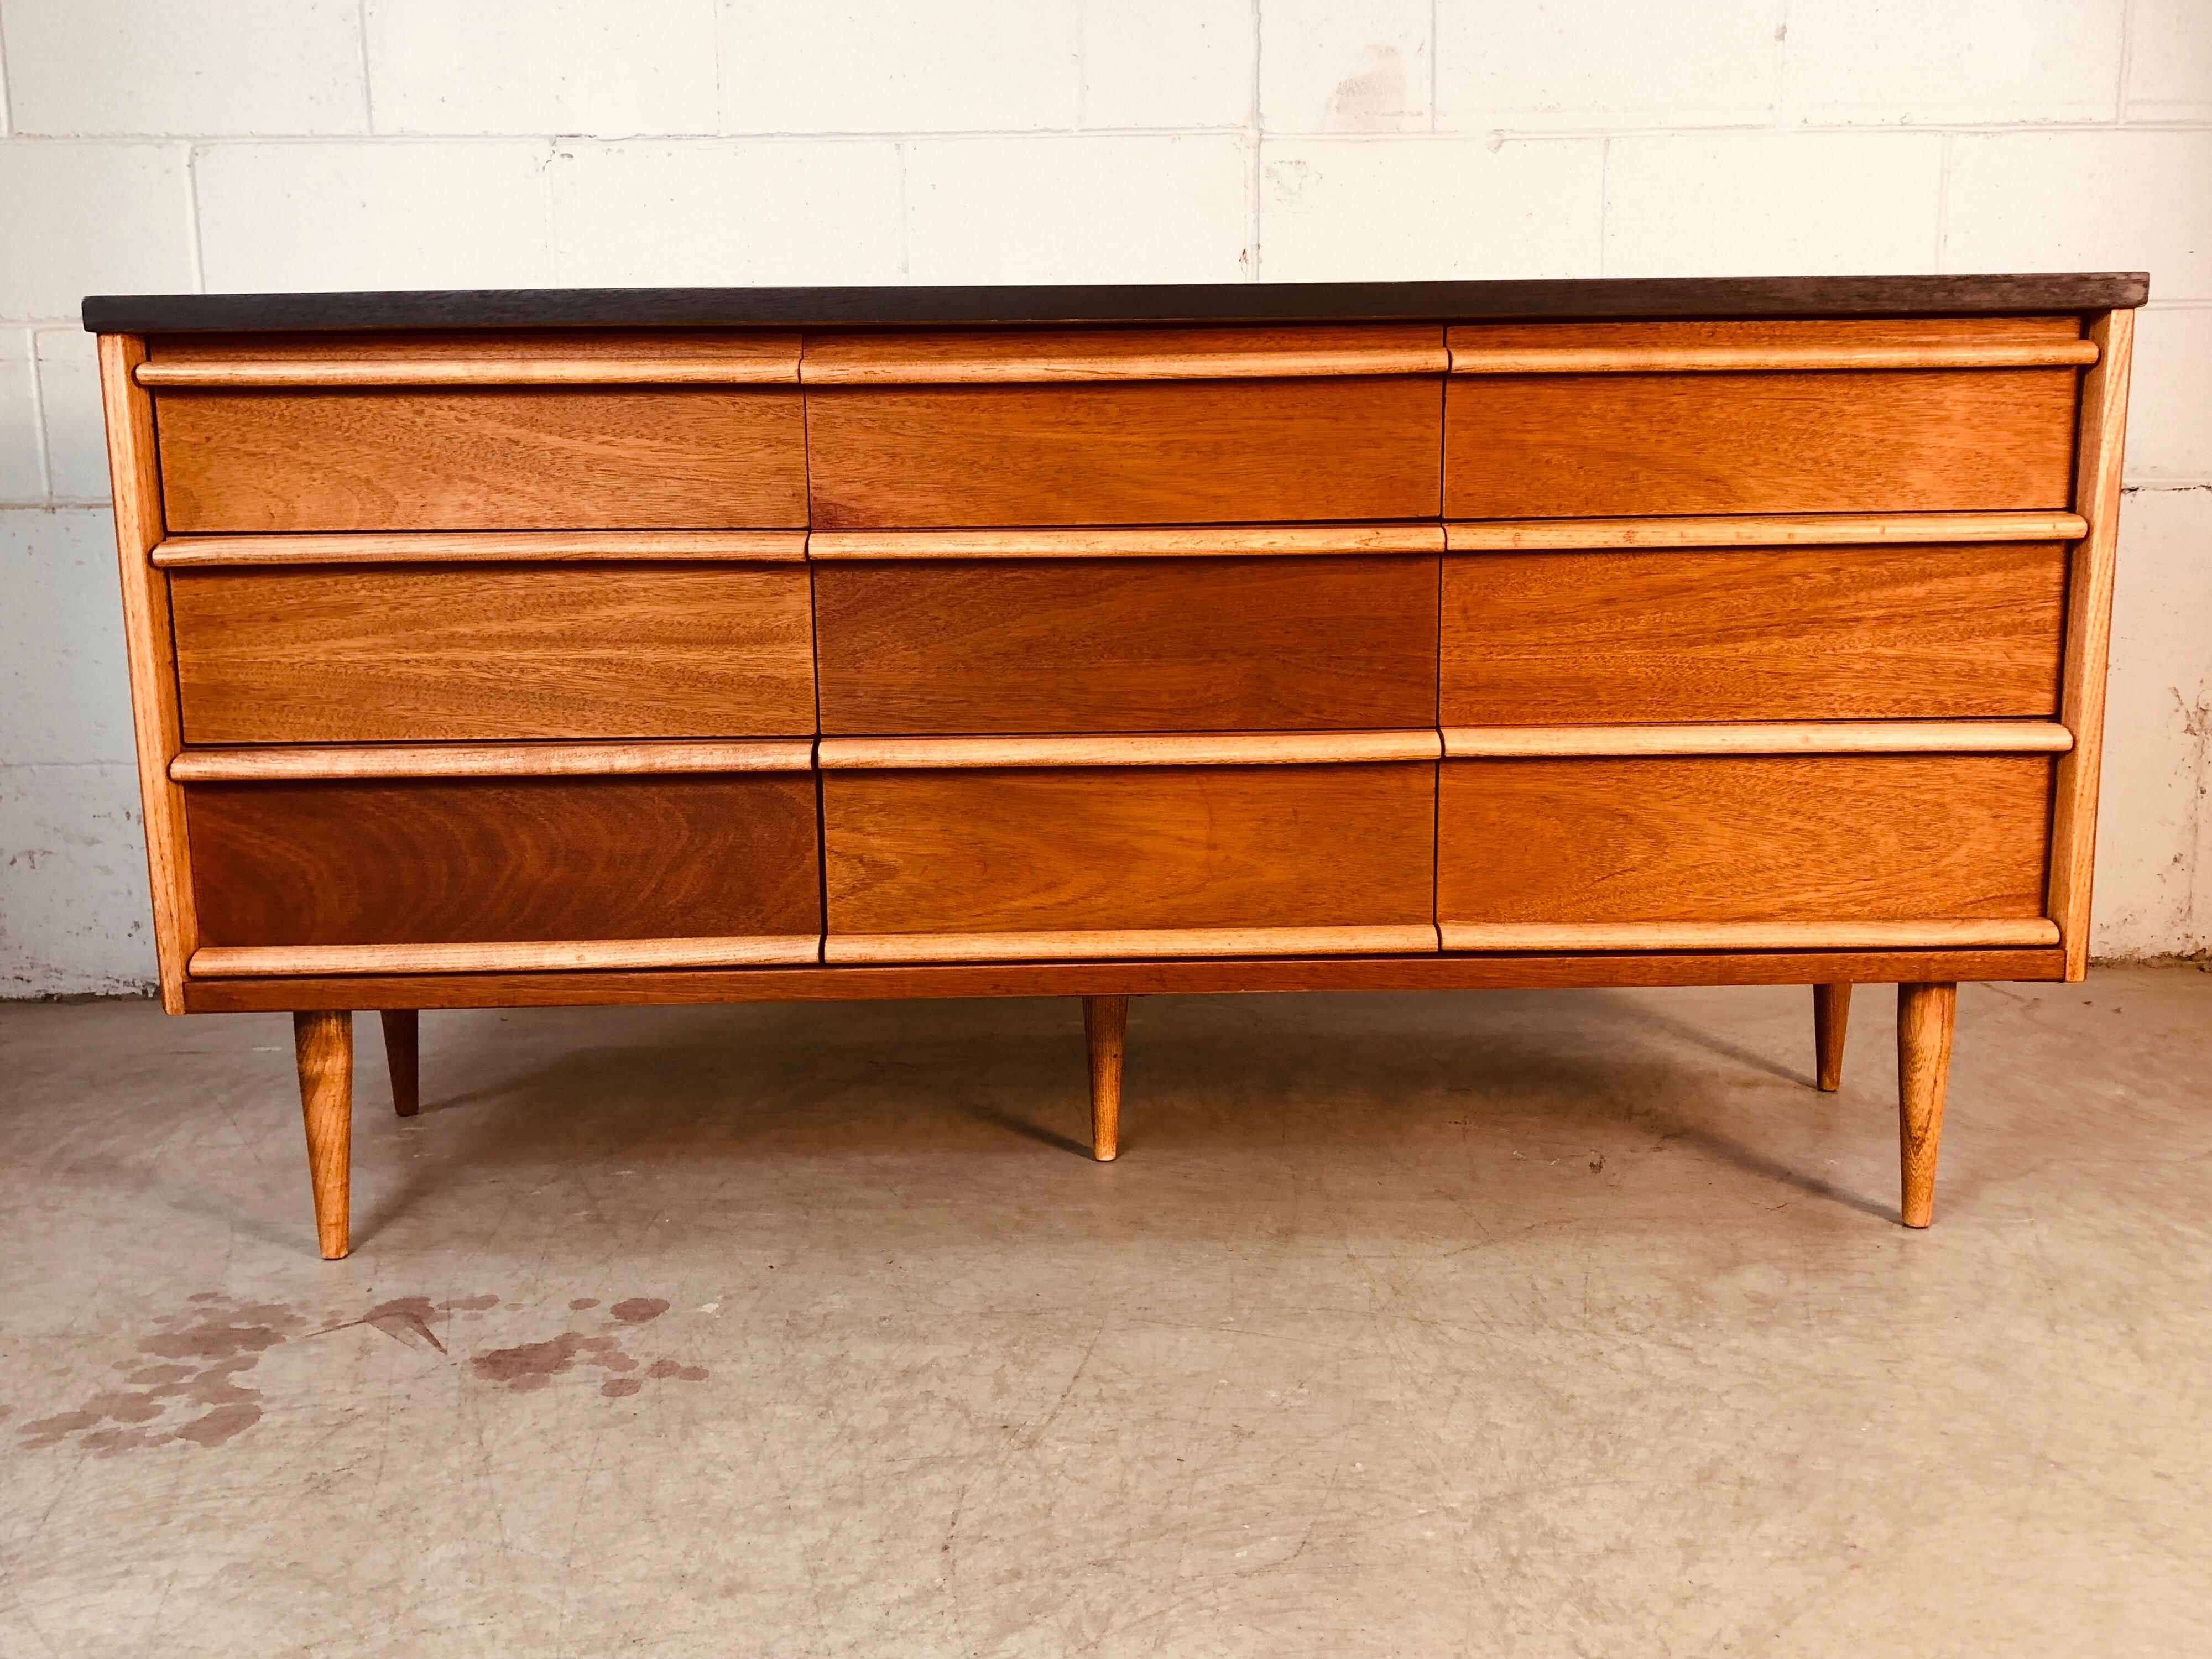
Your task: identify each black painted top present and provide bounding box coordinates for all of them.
[82,274,2148,335]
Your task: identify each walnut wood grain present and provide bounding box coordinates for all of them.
[154,530,808,566]
[156,388,807,531]
[1085,994,1128,1161]
[824,764,1436,942]
[815,555,1440,734]
[170,564,816,743]
[181,948,2070,1015]
[141,328,801,385]
[819,732,1442,769]
[1444,369,2078,518]
[171,741,813,781]
[293,1009,353,1259]
[98,334,196,1012]
[2049,309,2136,979]
[1814,983,1851,1092]
[1442,542,2069,724]
[186,776,821,948]
[1438,755,2054,927]
[826,926,1439,963]
[807,376,1443,527]
[1897,982,1958,1227]
[1444,513,2086,550]
[808,524,1446,559]
[1439,724,2070,757]
[802,325,1447,382]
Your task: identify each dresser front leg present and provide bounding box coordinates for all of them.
[1896,983,1957,1228]
[1084,994,1129,1161]
[1814,982,1852,1091]
[379,1009,420,1117]
[293,1010,355,1259]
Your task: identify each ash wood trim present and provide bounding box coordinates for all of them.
[1448,343,2097,374]
[1440,723,2072,757]
[2048,308,2135,980]
[98,333,196,1013]
[1443,513,2086,551]
[179,948,2072,1014]
[826,926,1441,963]
[171,741,815,781]
[139,329,802,386]
[820,731,1443,769]
[153,530,808,566]
[195,937,823,977]
[1439,920,2058,951]
[807,524,1446,560]
[802,325,1447,383]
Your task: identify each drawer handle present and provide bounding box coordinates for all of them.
[1448,341,2098,374]
[826,926,1441,963]
[171,741,816,781]
[191,938,822,975]
[152,530,808,567]
[818,732,1443,770]
[1444,512,2086,550]
[1440,723,2072,758]
[1440,921,2059,950]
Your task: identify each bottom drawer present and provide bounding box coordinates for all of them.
[1437,754,2055,948]
[823,763,1437,961]
[186,775,822,971]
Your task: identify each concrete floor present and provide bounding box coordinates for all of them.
[1,971,2207,1657]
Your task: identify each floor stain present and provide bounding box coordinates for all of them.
[471,1297,707,1400]
[313,1292,501,1354]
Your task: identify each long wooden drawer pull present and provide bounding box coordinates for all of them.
[1444,513,2087,550]
[1448,341,2098,374]
[1440,921,2060,951]
[171,741,816,781]
[1441,723,2072,758]
[818,731,1443,770]
[191,938,822,976]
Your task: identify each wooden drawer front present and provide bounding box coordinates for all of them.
[187,776,821,947]
[824,764,1436,947]
[815,555,1439,734]
[155,388,807,531]
[171,563,816,743]
[806,378,1443,527]
[1438,755,2053,927]
[1444,371,2077,518]
[1442,542,2068,724]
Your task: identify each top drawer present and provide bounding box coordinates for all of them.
[802,326,1446,527]
[144,331,810,532]
[1444,317,2089,518]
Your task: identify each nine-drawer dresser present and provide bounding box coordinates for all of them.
[85,274,2145,1258]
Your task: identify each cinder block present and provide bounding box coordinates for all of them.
[1260,0,1430,133]
[1948,133,2212,302]
[552,142,904,285]
[0,760,156,995]
[1259,138,1601,280]
[719,1,1079,134]
[1437,0,1778,131]
[0,509,135,765]
[1,0,366,135]
[35,331,109,504]
[0,335,40,503]
[905,136,1250,284]
[1083,0,1252,130]
[1782,0,2122,126]
[2125,308,2212,487]
[0,144,195,320]
[2128,0,2212,121]
[196,143,556,293]
[2094,486,2212,957]
[366,0,718,137]
[1605,132,1942,278]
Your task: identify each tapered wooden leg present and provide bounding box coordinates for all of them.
[379,1009,420,1117]
[1814,983,1852,1092]
[293,1010,354,1259]
[1896,983,1957,1229]
[1084,994,1128,1162]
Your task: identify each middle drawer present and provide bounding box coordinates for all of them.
[812,531,1442,734]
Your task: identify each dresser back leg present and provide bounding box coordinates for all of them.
[379,1009,420,1117]
[1814,983,1853,1091]
[1084,994,1129,1161]
[293,1010,355,1259]
[1896,982,1957,1228]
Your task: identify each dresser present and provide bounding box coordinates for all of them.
[84,274,2145,1258]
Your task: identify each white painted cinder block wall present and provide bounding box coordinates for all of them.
[2,1,2208,994]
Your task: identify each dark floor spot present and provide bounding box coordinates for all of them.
[611,1297,669,1324]
[601,1378,644,1398]
[570,1298,599,1310]
[471,1331,638,1391]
